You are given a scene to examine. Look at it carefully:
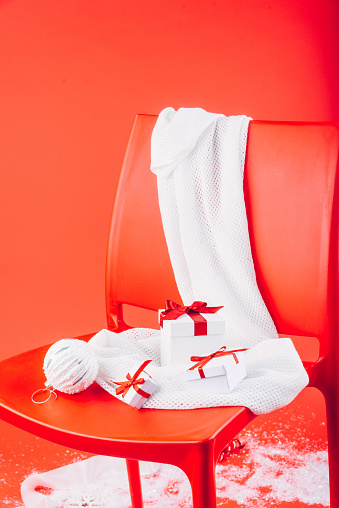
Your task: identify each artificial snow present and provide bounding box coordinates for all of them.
[19,431,329,508]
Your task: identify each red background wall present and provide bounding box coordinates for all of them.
[1,0,338,360]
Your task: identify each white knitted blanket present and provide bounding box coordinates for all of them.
[89,107,308,415]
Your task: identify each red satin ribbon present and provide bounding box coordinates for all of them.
[115,360,152,399]
[160,300,223,336]
[189,346,248,378]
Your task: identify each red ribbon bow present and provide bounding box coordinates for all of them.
[160,300,223,336]
[115,360,152,399]
[189,346,248,378]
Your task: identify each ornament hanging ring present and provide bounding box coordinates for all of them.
[31,388,58,405]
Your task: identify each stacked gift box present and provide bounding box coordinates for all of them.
[160,300,247,394]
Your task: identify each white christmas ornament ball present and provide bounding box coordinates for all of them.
[43,339,99,394]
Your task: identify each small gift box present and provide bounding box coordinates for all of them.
[159,300,225,366]
[114,360,157,409]
[184,346,247,393]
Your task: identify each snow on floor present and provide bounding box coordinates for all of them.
[17,431,329,508]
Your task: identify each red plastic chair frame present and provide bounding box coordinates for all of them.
[0,115,338,508]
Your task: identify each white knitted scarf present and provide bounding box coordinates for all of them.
[89,107,309,415]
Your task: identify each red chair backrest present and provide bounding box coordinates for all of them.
[106,115,339,358]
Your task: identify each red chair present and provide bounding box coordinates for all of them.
[0,115,338,508]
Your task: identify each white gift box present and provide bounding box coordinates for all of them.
[159,308,225,366]
[184,350,246,393]
[115,363,157,409]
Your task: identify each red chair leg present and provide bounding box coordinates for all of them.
[126,459,143,508]
[185,452,217,508]
[323,387,339,508]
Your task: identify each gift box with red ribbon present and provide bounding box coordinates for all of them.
[159,300,225,366]
[184,346,247,393]
[113,360,157,409]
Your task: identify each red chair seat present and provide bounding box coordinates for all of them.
[0,338,254,458]
[0,333,319,458]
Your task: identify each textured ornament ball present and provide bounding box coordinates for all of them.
[43,339,99,394]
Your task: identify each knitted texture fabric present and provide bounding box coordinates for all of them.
[88,107,309,415]
[89,328,308,415]
[151,107,277,348]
